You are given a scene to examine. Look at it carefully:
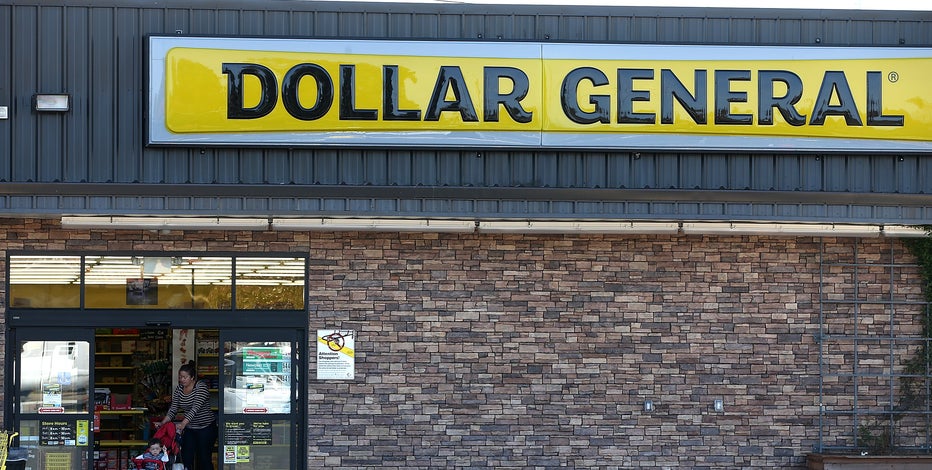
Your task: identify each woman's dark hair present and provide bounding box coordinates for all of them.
[179,360,197,377]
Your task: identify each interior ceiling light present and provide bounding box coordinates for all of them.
[9,255,306,286]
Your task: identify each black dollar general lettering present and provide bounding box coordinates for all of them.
[560,68,904,127]
[222,63,533,124]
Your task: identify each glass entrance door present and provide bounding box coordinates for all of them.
[13,328,95,470]
[218,329,303,470]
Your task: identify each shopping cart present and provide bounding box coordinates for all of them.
[0,431,19,470]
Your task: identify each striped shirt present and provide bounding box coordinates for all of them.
[166,380,215,430]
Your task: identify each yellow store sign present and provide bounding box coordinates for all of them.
[148,37,932,152]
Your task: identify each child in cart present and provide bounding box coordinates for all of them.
[133,438,170,470]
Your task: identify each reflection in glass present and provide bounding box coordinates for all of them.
[17,419,91,470]
[19,341,90,414]
[223,341,292,414]
[220,419,291,470]
[235,258,305,310]
[8,255,81,308]
[8,254,306,310]
[84,256,233,309]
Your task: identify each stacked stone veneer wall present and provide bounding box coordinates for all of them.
[818,243,928,452]
[0,218,924,468]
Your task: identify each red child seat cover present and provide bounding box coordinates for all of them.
[152,422,180,456]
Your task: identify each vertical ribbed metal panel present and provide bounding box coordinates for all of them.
[89,6,116,183]
[0,5,12,182]
[37,7,64,182]
[116,7,142,183]
[12,5,38,182]
[2,2,932,222]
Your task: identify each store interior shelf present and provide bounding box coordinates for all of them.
[97,440,149,447]
[95,327,171,465]
[98,409,145,415]
[196,329,220,430]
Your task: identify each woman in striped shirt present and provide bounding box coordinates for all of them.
[156,361,217,470]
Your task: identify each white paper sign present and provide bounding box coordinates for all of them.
[43,383,63,407]
[317,330,355,380]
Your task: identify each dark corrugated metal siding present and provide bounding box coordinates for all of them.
[1,1,931,222]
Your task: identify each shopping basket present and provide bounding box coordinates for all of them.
[0,431,19,470]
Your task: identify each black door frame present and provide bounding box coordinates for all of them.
[8,327,98,470]
[219,328,305,470]
[5,315,308,470]
[8,310,305,330]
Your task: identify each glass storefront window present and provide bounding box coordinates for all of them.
[19,341,91,414]
[235,258,306,310]
[8,255,81,308]
[8,254,304,311]
[84,256,152,309]
[83,256,234,309]
[179,256,234,309]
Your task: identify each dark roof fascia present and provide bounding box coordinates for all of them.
[3,182,931,207]
[3,0,930,22]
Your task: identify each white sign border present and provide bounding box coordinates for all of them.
[316,329,355,381]
[147,36,932,153]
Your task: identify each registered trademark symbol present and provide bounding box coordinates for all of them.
[888,71,899,83]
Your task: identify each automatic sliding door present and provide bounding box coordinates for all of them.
[14,328,95,470]
[219,329,302,470]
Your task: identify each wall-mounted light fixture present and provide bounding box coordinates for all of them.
[61,216,269,230]
[33,94,71,112]
[58,216,929,237]
[271,217,475,233]
[881,225,929,237]
[681,222,882,238]
[643,400,654,412]
[713,399,724,412]
[477,220,680,234]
